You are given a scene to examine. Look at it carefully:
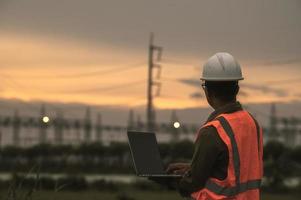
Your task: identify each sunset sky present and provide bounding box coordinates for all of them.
[0,0,300,109]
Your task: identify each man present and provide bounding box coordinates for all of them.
[164,53,263,200]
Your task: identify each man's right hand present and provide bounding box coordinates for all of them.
[166,163,190,175]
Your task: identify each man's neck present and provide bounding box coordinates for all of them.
[212,100,237,110]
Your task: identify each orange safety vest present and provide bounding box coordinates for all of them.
[191,110,263,200]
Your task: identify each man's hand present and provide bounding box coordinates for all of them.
[166,163,190,175]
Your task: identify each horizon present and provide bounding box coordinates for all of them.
[1,97,301,127]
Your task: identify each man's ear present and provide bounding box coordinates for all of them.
[206,88,214,99]
[205,88,214,107]
[235,85,240,95]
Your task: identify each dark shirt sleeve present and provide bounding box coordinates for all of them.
[177,125,227,197]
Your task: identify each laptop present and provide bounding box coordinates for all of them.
[127,131,182,177]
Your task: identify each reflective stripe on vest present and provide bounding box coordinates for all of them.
[205,179,261,196]
[248,113,261,153]
[204,115,261,197]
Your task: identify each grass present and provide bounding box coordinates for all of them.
[0,189,299,200]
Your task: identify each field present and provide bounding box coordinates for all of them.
[0,190,299,200]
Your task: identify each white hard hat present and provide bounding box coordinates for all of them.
[201,52,244,81]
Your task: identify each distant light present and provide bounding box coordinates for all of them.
[173,122,180,129]
[42,116,50,123]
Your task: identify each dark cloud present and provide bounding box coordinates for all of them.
[262,58,301,66]
[294,93,301,98]
[265,78,301,85]
[179,79,288,97]
[190,92,203,99]
[179,79,200,88]
[189,89,248,100]
[236,83,287,97]
[238,90,248,97]
[0,0,300,62]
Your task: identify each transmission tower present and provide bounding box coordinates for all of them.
[95,113,102,142]
[54,109,64,145]
[269,103,278,140]
[39,104,47,144]
[147,33,163,132]
[127,109,135,130]
[170,110,180,142]
[84,107,92,143]
[12,110,21,146]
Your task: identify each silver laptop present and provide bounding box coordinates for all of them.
[127,131,182,177]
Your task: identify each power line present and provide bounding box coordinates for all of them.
[1,69,146,95]
[161,77,181,82]
[265,78,301,85]
[0,74,58,95]
[0,74,28,90]
[54,63,145,79]
[1,62,145,79]
[157,94,190,100]
[161,58,197,66]
[56,80,145,94]
[1,72,146,98]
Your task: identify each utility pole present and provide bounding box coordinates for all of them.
[147,33,162,132]
[39,104,47,144]
[269,103,278,141]
[54,109,64,145]
[0,130,2,147]
[137,114,143,131]
[170,110,180,142]
[12,110,21,146]
[95,113,102,142]
[127,109,135,130]
[84,107,92,143]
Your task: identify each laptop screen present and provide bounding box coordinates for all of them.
[127,131,165,175]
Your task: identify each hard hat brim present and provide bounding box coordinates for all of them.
[200,77,244,81]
